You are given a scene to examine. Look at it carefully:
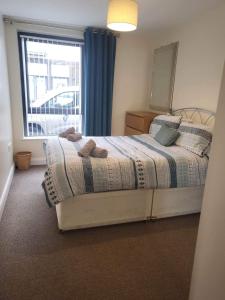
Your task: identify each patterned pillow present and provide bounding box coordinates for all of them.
[175,122,212,156]
[149,115,182,137]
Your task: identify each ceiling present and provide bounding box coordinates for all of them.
[0,0,223,32]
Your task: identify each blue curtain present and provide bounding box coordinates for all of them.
[83,27,117,136]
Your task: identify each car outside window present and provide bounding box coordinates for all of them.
[42,92,75,110]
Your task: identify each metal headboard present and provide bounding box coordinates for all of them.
[172,107,215,128]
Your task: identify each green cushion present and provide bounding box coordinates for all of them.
[154,124,180,146]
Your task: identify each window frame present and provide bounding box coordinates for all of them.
[17,31,84,137]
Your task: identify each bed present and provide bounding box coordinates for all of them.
[43,108,215,231]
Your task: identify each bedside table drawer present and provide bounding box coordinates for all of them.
[126,114,145,132]
[125,126,143,136]
[124,111,159,136]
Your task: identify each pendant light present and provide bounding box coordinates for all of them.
[107,0,138,32]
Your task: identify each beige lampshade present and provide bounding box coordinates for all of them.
[107,0,138,32]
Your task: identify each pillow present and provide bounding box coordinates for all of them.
[149,115,182,137]
[175,122,212,156]
[204,144,211,158]
[154,124,180,146]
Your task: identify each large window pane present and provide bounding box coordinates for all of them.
[18,32,83,137]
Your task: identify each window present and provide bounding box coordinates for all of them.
[18,32,84,137]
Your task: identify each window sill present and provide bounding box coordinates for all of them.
[22,136,56,141]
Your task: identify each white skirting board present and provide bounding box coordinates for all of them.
[30,157,46,166]
[0,164,15,222]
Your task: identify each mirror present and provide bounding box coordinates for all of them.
[149,42,178,113]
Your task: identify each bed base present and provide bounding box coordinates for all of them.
[55,186,204,231]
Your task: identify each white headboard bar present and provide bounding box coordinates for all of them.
[172,107,215,128]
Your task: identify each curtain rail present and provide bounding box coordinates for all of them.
[3,16,84,33]
[3,16,120,37]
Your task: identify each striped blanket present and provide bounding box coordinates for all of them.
[42,135,208,206]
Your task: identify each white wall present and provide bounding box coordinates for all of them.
[151,2,225,112]
[111,33,153,135]
[189,63,225,300]
[0,15,13,219]
[112,2,225,135]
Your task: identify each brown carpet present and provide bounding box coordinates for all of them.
[0,166,199,300]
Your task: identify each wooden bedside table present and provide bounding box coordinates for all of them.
[125,111,158,135]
